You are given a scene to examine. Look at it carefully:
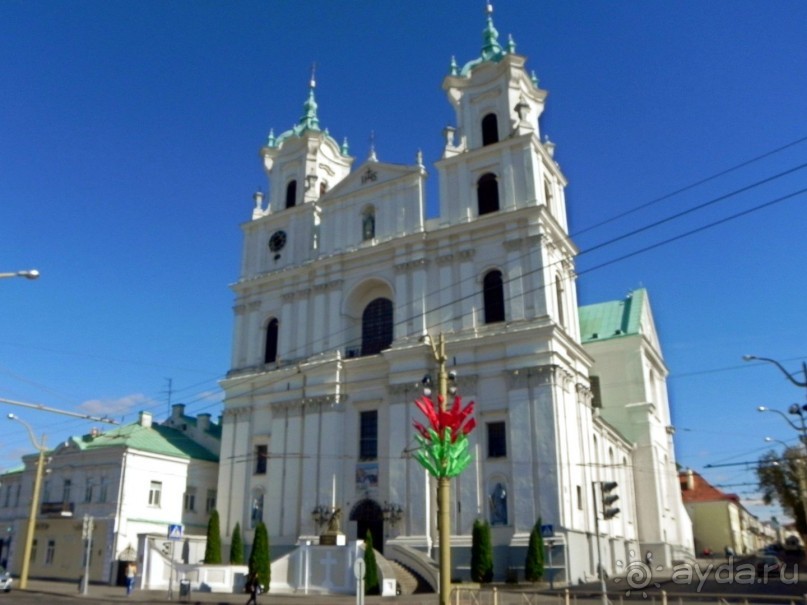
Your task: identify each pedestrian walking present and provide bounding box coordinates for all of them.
[245,572,260,605]
[125,562,137,596]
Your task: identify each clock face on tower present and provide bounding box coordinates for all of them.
[269,230,287,252]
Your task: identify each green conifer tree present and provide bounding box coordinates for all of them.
[471,518,493,583]
[248,522,271,591]
[229,522,244,564]
[524,518,546,582]
[363,530,380,595]
[203,509,222,564]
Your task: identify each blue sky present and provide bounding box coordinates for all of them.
[1,1,805,523]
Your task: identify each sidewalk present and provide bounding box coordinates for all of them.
[21,578,443,604]
[19,578,564,605]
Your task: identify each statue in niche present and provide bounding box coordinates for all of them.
[489,482,508,526]
[362,210,375,241]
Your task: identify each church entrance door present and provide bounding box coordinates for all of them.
[350,498,384,554]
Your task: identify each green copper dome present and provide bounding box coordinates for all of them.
[458,3,508,77]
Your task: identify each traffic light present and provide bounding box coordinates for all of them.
[601,481,620,520]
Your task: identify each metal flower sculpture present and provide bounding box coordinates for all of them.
[412,394,476,478]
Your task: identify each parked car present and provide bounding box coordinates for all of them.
[755,555,784,577]
[0,567,11,592]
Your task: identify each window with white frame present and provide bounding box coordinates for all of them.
[148,481,162,507]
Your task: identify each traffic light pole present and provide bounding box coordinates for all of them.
[592,482,607,605]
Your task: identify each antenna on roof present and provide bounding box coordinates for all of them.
[163,377,173,420]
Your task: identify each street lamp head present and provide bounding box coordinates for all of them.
[18,270,39,280]
[7,413,16,420]
[757,406,768,412]
[765,436,774,442]
[743,355,758,362]
[789,403,802,416]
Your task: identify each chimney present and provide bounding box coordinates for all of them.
[139,411,153,428]
[197,413,211,432]
[686,469,695,491]
[171,403,186,419]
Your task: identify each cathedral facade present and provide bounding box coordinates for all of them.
[217,8,692,584]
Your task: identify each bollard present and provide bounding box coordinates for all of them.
[661,589,667,605]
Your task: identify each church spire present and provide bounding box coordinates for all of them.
[454,2,508,77]
[297,65,320,132]
[480,3,505,62]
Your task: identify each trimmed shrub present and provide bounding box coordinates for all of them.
[229,522,244,564]
[363,530,380,594]
[248,522,271,591]
[203,509,222,564]
[525,518,545,582]
[471,518,493,583]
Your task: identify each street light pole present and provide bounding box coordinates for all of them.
[0,270,39,280]
[743,355,807,389]
[7,414,47,590]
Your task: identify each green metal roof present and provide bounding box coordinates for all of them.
[0,465,25,477]
[578,288,647,344]
[73,421,218,462]
[266,77,346,157]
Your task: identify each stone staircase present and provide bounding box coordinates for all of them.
[387,559,421,595]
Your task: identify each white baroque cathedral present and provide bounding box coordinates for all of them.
[217,6,693,585]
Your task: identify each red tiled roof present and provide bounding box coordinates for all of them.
[679,470,740,504]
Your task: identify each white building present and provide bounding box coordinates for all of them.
[0,405,219,584]
[217,7,692,584]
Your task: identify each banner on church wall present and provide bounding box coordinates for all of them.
[355,463,378,493]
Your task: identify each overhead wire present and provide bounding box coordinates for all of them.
[2,137,806,462]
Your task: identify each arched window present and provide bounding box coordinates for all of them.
[251,489,264,528]
[555,274,565,327]
[489,481,508,526]
[361,297,393,356]
[483,270,505,324]
[482,113,499,146]
[362,206,376,241]
[477,173,499,215]
[285,180,297,209]
[264,318,279,364]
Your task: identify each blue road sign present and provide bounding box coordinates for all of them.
[168,524,183,540]
[540,524,554,537]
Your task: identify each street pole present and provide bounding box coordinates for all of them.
[435,333,451,605]
[81,515,94,595]
[20,447,44,590]
[8,414,47,591]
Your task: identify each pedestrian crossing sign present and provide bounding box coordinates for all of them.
[168,524,183,540]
